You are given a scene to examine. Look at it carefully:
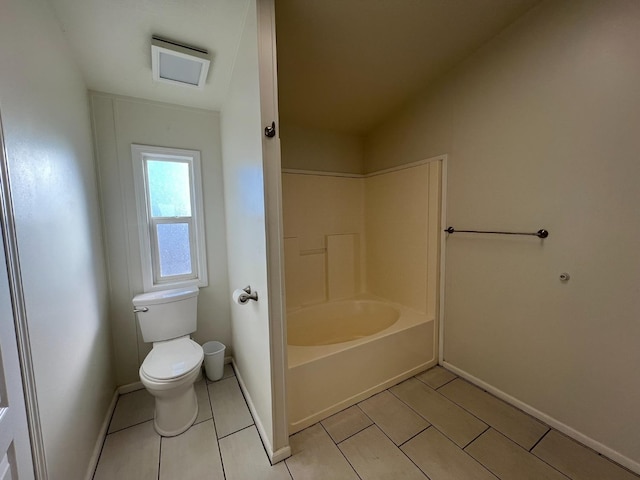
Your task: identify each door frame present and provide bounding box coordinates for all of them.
[256,0,290,460]
[0,111,47,478]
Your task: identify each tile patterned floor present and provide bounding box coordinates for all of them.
[93,365,640,480]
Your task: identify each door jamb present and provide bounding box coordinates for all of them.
[0,111,48,479]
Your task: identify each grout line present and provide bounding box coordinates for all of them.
[528,427,551,452]
[321,421,363,480]
[107,417,155,435]
[217,423,255,441]
[283,458,294,480]
[363,420,432,478]
[462,425,491,450]
[433,376,458,390]
[388,380,490,451]
[327,407,373,445]
[471,428,573,480]
[355,397,429,450]
[433,376,556,452]
[398,425,431,448]
[530,430,640,479]
[157,435,163,480]
[206,383,227,480]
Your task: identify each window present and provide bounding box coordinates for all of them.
[132,145,208,291]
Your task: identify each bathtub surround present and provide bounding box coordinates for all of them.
[0,0,114,478]
[282,159,441,314]
[365,0,640,473]
[282,158,442,431]
[90,92,231,387]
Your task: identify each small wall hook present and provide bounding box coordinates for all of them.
[264,121,276,138]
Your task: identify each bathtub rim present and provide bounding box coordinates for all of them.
[287,295,434,368]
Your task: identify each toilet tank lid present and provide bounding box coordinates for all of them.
[132,286,199,306]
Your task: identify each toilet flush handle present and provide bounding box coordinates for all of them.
[133,307,149,313]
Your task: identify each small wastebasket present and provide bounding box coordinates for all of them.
[203,341,226,381]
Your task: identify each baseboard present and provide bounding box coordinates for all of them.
[232,359,291,464]
[442,361,640,475]
[271,445,292,464]
[117,381,144,394]
[85,389,118,480]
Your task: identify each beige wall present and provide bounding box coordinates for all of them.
[365,0,640,470]
[91,92,231,386]
[0,0,114,478]
[281,124,364,174]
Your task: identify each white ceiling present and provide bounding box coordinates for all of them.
[48,0,250,111]
[276,0,540,133]
[48,0,539,133]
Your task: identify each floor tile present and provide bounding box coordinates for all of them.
[194,379,212,424]
[416,366,457,389]
[532,430,640,480]
[108,388,155,433]
[466,428,570,480]
[223,363,235,379]
[339,425,427,480]
[402,427,498,480]
[359,390,430,445]
[94,421,160,480]
[321,405,373,443]
[207,363,235,383]
[159,420,223,480]
[208,376,254,438]
[219,426,291,480]
[286,424,359,480]
[391,377,488,447]
[439,378,548,449]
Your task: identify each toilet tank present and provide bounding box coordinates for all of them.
[132,286,199,343]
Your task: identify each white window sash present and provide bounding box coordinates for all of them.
[149,216,197,284]
[131,144,208,292]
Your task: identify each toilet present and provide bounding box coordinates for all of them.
[132,286,204,436]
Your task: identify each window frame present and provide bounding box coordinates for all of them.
[131,144,208,292]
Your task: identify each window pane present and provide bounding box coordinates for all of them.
[147,160,192,217]
[157,223,192,277]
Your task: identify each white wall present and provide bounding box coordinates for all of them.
[281,124,364,174]
[365,0,640,471]
[91,93,231,386]
[220,0,277,457]
[0,0,114,478]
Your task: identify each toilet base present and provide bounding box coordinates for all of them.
[152,382,199,437]
[139,364,202,437]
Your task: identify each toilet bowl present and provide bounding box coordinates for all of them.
[132,286,203,437]
[139,336,204,436]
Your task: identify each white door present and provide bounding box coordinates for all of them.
[0,118,34,479]
[220,0,289,462]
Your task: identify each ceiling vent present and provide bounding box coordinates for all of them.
[151,36,211,89]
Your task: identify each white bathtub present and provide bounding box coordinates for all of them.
[287,297,435,433]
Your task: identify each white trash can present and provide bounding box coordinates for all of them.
[203,341,226,382]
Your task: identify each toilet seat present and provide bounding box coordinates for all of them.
[141,337,203,382]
